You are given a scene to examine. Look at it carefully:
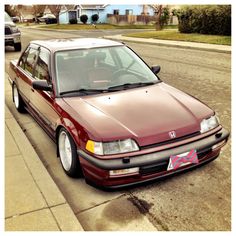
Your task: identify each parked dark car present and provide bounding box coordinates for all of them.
[8,38,229,189]
[45,18,57,24]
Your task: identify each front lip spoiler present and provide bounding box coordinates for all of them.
[77,128,230,170]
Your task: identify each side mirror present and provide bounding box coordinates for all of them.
[32,80,52,91]
[151,66,161,74]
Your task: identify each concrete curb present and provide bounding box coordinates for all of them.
[5,105,84,231]
[103,35,231,54]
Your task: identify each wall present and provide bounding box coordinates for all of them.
[59,11,69,24]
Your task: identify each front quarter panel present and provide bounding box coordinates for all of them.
[55,99,92,151]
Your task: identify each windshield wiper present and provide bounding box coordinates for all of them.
[107,81,158,91]
[60,88,107,96]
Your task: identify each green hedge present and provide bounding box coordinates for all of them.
[80,14,88,24]
[69,18,77,24]
[177,5,231,35]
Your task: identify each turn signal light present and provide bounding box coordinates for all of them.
[109,167,139,178]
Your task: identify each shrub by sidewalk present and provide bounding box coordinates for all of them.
[177,5,231,36]
[124,29,231,45]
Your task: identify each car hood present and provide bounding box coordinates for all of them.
[63,83,213,146]
[5,22,15,27]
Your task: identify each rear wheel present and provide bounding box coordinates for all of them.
[14,42,22,51]
[58,128,81,177]
[13,84,25,113]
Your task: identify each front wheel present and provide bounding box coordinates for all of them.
[58,128,82,177]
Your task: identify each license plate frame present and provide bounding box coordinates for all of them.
[167,149,199,171]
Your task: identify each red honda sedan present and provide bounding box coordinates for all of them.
[9,38,229,189]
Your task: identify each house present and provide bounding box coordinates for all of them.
[16,5,35,22]
[59,4,156,24]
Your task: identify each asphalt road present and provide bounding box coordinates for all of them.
[5,27,231,231]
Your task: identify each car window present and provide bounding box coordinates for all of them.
[97,48,116,67]
[55,46,158,94]
[114,47,147,75]
[19,47,30,70]
[34,47,50,82]
[24,47,39,75]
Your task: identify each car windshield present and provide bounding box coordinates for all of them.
[55,45,159,95]
[5,12,13,22]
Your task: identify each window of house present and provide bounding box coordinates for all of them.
[34,47,50,82]
[69,10,77,20]
[113,9,119,15]
[125,9,133,15]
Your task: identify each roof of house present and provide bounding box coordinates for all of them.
[79,4,107,10]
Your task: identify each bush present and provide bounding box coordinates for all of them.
[69,18,77,24]
[80,14,88,24]
[177,5,231,35]
[91,14,99,23]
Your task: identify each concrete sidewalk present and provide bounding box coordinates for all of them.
[5,106,84,231]
[104,34,231,54]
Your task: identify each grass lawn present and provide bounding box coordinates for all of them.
[125,29,231,45]
[38,23,156,30]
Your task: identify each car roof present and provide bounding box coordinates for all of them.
[31,38,123,52]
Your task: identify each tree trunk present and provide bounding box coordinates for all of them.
[155,5,163,31]
[56,14,59,24]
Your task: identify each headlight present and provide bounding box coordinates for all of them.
[11,26,19,33]
[200,115,219,133]
[86,139,139,155]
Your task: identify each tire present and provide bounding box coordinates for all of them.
[58,128,81,177]
[14,42,22,52]
[13,84,26,113]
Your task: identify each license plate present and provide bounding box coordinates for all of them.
[167,149,198,171]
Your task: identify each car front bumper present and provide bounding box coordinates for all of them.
[78,128,230,189]
[5,32,21,46]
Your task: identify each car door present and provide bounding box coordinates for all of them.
[30,46,60,137]
[16,44,39,104]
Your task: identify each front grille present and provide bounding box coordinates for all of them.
[141,131,200,150]
[197,149,212,160]
[5,26,12,35]
[140,161,168,175]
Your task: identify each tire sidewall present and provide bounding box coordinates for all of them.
[58,128,80,177]
[12,83,25,113]
[13,84,19,109]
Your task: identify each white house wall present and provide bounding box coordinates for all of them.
[59,11,69,24]
[59,5,156,24]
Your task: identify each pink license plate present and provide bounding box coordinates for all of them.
[167,149,199,171]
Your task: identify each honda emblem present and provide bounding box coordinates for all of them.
[169,131,176,139]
